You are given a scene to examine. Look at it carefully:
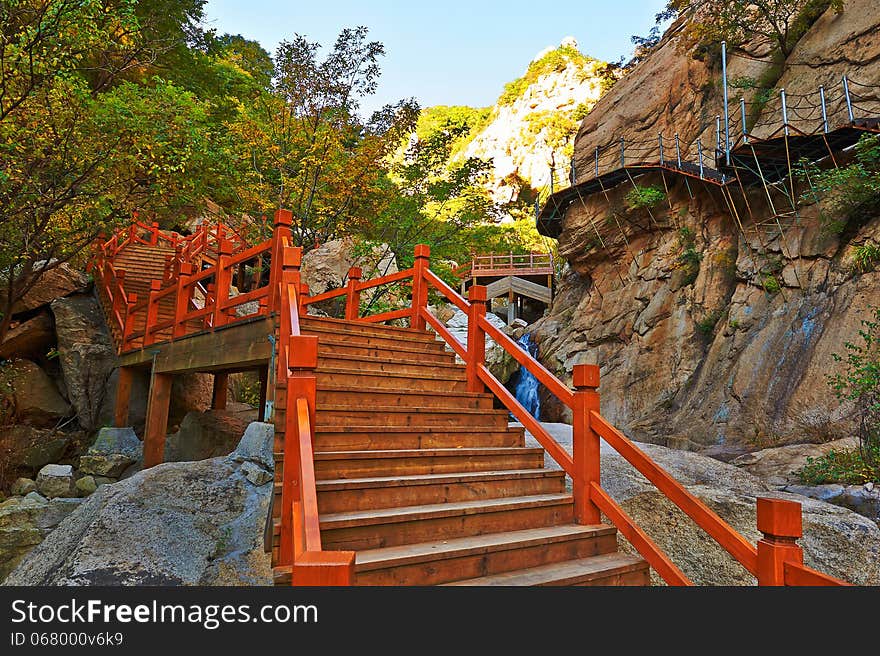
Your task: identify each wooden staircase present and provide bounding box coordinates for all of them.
[272,316,648,586]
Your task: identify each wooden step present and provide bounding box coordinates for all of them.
[309,426,524,451]
[443,552,650,586]
[312,447,545,479]
[353,525,618,585]
[316,386,494,410]
[317,340,456,362]
[317,493,574,551]
[301,317,438,342]
[316,369,469,392]
[304,327,447,353]
[318,353,465,378]
[313,469,567,513]
[316,405,509,429]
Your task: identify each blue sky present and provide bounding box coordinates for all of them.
[204,0,668,115]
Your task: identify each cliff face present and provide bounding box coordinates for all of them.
[461,37,606,202]
[532,0,880,455]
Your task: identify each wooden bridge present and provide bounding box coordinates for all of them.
[456,253,554,324]
[92,213,847,586]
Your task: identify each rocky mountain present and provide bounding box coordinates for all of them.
[530,0,880,455]
[418,37,607,207]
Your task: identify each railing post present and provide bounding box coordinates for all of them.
[466,285,487,393]
[173,262,193,339]
[819,85,829,134]
[756,497,803,586]
[411,244,430,331]
[697,139,704,179]
[144,280,161,346]
[280,334,318,567]
[675,133,682,167]
[212,238,233,329]
[572,364,602,525]
[299,283,310,316]
[658,133,664,165]
[113,269,126,315]
[122,293,137,349]
[842,75,854,124]
[344,266,362,321]
[269,209,293,314]
[780,88,789,136]
[150,221,159,246]
[740,97,749,144]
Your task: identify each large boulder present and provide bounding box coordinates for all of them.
[0,360,71,428]
[164,410,251,463]
[445,309,518,383]
[4,422,275,585]
[301,239,398,296]
[0,312,55,360]
[50,294,117,433]
[11,262,90,315]
[517,422,880,585]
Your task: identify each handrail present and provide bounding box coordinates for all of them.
[295,396,321,554]
[424,269,468,313]
[783,561,846,586]
[590,411,759,575]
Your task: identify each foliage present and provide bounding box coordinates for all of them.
[676,227,702,285]
[797,446,880,485]
[760,274,782,294]
[851,241,880,273]
[498,45,599,106]
[226,28,421,246]
[664,0,843,58]
[827,306,880,470]
[805,135,880,235]
[696,308,724,336]
[0,0,237,342]
[625,184,667,210]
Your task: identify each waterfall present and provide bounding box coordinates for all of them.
[512,333,540,420]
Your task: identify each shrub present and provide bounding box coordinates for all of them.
[676,227,701,285]
[625,184,667,210]
[696,308,724,336]
[797,446,880,485]
[851,240,880,273]
[760,274,781,294]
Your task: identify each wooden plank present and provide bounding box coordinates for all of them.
[143,372,172,468]
[784,561,849,586]
[485,276,552,304]
[113,366,133,427]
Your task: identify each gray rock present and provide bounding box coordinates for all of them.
[34,498,83,530]
[75,476,97,496]
[783,483,845,502]
[23,492,47,504]
[10,261,90,315]
[0,498,46,580]
[88,427,142,460]
[4,456,272,586]
[10,478,36,496]
[840,485,880,520]
[79,453,134,478]
[241,461,273,487]
[1,360,71,428]
[0,425,72,472]
[730,438,859,487]
[50,294,117,433]
[165,410,250,463]
[230,422,274,470]
[35,464,75,499]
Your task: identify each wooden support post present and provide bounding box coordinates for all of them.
[258,366,269,422]
[268,209,293,313]
[173,262,192,339]
[411,244,430,331]
[114,366,134,427]
[344,267,362,321]
[507,289,516,326]
[756,497,803,586]
[279,334,318,567]
[212,372,228,410]
[144,280,162,346]
[143,372,172,468]
[299,283,310,316]
[466,285,487,393]
[572,364,602,525]
[151,221,159,246]
[212,238,233,329]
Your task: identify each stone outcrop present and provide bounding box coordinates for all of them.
[0,312,54,360]
[517,422,880,585]
[50,295,118,433]
[35,464,76,499]
[0,360,71,428]
[532,1,880,452]
[730,437,859,487]
[0,425,72,474]
[11,262,90,315]
[301,239,398,297]
[4,422,275,586]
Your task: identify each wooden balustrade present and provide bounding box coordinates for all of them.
[91,214,849,586]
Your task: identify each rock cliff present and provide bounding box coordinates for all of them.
[532,0,880,454]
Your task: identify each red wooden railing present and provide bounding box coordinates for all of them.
[91,211,849,586]
[455,251,554,279]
